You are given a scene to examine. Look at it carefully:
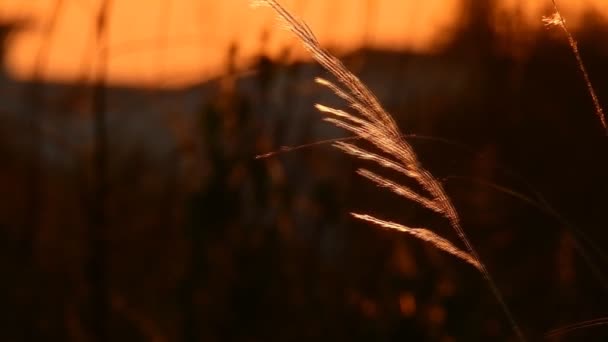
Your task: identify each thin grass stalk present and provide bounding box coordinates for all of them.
[545,317,608,339]
[22,0,62,260]
[545,0,607,133]
[20,1,63,339]
[86,1,112,341]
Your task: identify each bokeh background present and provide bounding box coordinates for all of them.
[1,0,608,341]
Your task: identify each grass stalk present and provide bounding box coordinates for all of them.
[85,1,112,341]
[545,0,607,133]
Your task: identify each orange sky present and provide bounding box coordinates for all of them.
[1,0,607,87]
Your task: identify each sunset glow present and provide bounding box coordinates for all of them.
[1,0,607,87]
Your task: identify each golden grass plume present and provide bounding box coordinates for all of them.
[252,1,526,340]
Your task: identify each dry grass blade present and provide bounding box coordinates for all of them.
[352,214,481,270]
[332,141,414,177]
[315,104,369,127]
[252,1,526,340]
[357,169,444,215]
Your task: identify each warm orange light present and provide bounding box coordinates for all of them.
[0,0,606,87]
[399,292,416,317]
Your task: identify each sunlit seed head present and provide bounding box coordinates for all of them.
[542,12,565,27]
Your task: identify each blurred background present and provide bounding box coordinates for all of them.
[1,0,608,341]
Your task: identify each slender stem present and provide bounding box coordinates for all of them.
[423,174,527,341]
[85,1,112,341]
[551,0,607,134]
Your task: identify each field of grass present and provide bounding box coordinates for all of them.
[0,0,607,341]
